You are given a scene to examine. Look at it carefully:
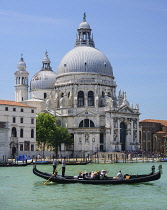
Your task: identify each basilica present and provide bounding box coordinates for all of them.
[14,15,140,156]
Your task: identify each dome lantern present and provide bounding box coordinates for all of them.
[75,13,95,47]
[41,50,52,71]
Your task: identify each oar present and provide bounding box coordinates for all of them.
[44,167,62,185]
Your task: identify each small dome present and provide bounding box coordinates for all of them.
[57,46,113,76]
[17,57,26,71]
[30,51,56,90]
[30,70,56,90]
[78,21,90,29]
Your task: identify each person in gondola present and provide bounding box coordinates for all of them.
[151,165,155,174]
[93,171,101,180]
[53,158,58,174]
[114,170,123,179]
[62,157,66,177]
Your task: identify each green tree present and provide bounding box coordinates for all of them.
[36,113,56,157]
[49,126,73,158]
[36,113,73,158]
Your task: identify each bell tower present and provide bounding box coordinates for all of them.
[14,55,29,102]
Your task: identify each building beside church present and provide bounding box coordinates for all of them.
[139,119,167,155]
[14,15,140,157]
[0,100,36,161]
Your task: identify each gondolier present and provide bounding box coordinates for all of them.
[53,159,57,174]
[62,157,66,177]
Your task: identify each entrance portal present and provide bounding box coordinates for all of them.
[12,147,16,158]
[120,122,126,151]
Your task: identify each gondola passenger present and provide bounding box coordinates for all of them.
[114,170,123,180]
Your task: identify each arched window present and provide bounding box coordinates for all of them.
[108,92,111,97]
[22,77,24,84]
[88,91,94,106]
[12,127,17,137]
[79,119,95,128]
[78,91,84,107]
[31,129,34,138]
[20,128,23,138]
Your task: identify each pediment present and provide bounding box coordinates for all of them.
[76,109,97,116]
[55,110,62,116]
[118,105,134,113]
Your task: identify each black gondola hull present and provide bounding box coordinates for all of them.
[33,165,161,184]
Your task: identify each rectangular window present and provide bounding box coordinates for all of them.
[0,122,6,128]
[44,93,47,99]
[20,144,23,151]
[100,133,104,143]
[20,128,23,138]
[24,141,30,151]
[13,108,16,111]
[20,118,23,123]
[31,118,34,124]
[5,107,8,111]
[13,117,16,123]
[31,109,34,113]
[31,144,34,151]
[21,108,24,112]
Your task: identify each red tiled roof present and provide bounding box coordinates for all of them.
[140,119,167,127]
[0,100,34,108]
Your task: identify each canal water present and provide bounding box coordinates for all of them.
[0,162,167,210]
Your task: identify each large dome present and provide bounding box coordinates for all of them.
[30,70,56,90]
[57,46,113,76]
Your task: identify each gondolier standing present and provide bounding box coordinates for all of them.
[62,157,66,177]
[53,159,57,174]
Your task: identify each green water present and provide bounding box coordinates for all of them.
[0,162,167,210]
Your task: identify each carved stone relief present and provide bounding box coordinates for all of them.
[85,134,89,142]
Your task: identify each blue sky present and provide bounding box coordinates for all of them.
[0,0,167,120]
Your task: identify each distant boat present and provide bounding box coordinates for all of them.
[35,160,52,165]
[160,159,167,162]
[0,162,30,167]
[16,155,32,163]
[65,161,91,165]
[33,165,162,184]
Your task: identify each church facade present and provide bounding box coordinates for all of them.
[15,15,140,156]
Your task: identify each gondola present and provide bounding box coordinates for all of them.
[35,160,52,165]
[58,161,91,165]
[33,164,162,184]
[65,161,91,165]
[0,162,30,167]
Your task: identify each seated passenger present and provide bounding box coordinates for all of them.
[85,172,91,179]
[91,171,95,179]
[101,170,108,179]
[93,171,101,180]
[113,170,123,179]
[78,172,83,179]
